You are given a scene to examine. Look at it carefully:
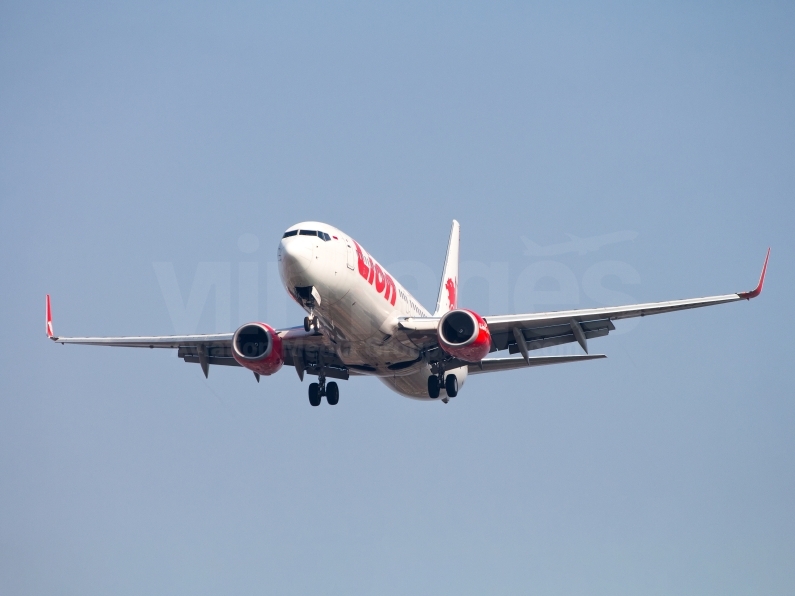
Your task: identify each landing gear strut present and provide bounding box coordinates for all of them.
[428,367,458,401]
[308,373,339,406]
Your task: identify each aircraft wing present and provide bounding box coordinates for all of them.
[400,249,769,359]
[45,295,347,378]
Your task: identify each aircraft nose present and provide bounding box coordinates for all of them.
[279,237,313,277]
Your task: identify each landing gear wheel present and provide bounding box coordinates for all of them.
[308,383,321,406]
[445,374,458,397]
[326,382,339,405]
[427,375,440,399]
[304,317,311,332]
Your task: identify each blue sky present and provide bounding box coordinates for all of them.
[1,2,793,594]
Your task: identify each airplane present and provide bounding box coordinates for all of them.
[46,221,769,406]
[522,231,638,256]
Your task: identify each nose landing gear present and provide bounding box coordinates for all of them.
[303,314,318,332]
[296,287,321,332]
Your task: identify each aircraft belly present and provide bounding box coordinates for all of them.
[332,337,420,373]
[378,364,468,400]
[322,294,420,373]
[379,364,435,399]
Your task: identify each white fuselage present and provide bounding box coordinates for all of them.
[278,221,467,399]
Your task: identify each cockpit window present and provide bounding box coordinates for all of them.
[285,229,331,240]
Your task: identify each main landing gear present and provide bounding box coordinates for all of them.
[308,375,339,406]
[445,374,458,397]
[427,375,440,399]
[428,372,458,401]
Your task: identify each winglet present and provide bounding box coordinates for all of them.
[738,248,770,300]
[46,294,55,338]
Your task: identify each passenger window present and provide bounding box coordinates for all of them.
[282,230,298,238]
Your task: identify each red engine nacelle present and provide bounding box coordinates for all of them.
[437,309,492,363]
[231,322,284,375]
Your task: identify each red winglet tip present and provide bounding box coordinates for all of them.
[46,294,54,338]
[738,248,769,300]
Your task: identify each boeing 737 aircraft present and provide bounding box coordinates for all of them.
[46,221,769,405]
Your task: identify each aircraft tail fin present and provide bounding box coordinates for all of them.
[46,294,55,338]
[433,220,460,317]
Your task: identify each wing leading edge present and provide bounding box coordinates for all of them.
[400,248,769,361]
[45,295,342,378]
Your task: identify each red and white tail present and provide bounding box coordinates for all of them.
[46,294,54,338]
[433,220,460,317]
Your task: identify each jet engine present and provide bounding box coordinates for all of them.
[231,322,284,375]
[437,309,492,363]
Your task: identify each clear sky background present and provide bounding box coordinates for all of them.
[1,2,793,594]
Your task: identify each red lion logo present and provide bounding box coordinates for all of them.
[445,277,457,309]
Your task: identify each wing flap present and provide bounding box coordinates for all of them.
[491,318,615,352]
[182,355,241,367]
[469,354,606,374]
